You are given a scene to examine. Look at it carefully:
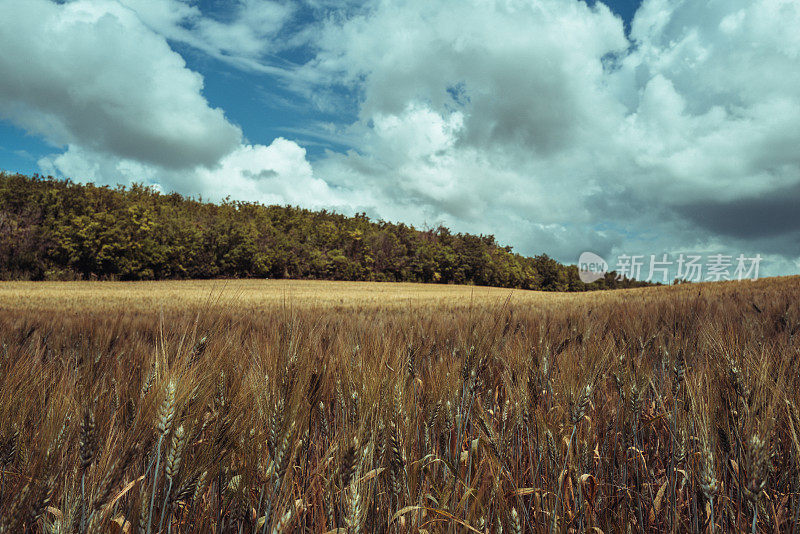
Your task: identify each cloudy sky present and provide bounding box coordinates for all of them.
[1,0,799,278]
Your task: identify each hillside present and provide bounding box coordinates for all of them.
[0,173,649,290]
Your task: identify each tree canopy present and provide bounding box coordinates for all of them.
[0,173,650,290]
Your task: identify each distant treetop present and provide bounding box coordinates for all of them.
[0,173,650,290]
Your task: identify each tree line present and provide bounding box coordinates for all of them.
[0,173,651,290]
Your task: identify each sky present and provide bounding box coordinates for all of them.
[1,0,799,279]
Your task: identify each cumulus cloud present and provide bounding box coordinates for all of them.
[605,0,800,266]
[307,0,627,147]
[39,137,344,209]
[193,140,344,208]
[300,0,800,273]
[4,0,323,211]
[297,1,632,253]
[614,0,800,202]
[0,0,242,169]
[116,0,299,75]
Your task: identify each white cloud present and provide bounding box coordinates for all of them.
[4,0,325,215]
[291,0,638,259]
[194,139,344,208]
[116,0,299,75]
[614,0,800,201]
[300,0,800,271]
[40,137,343,209]
[0,0,243,169]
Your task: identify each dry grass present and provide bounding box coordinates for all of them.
[0,279,586,312]
[1,277,793,311]
[0,276,799,533]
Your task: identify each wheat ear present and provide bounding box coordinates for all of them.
[147,379,176,534]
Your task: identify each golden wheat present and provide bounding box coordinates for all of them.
[0,277,798,532]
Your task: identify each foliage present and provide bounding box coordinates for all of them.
[0,173,649,290]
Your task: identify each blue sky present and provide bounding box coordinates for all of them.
[1,0,799,278]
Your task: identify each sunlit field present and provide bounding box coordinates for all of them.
[0,277,789,312]
[1,277,799,533]
[0,279,581,312]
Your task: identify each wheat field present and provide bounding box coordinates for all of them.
[1,277,799,533]
[0,279,592,312]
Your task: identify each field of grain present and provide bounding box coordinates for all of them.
[0,279,574,312]
[1,277,799,533]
